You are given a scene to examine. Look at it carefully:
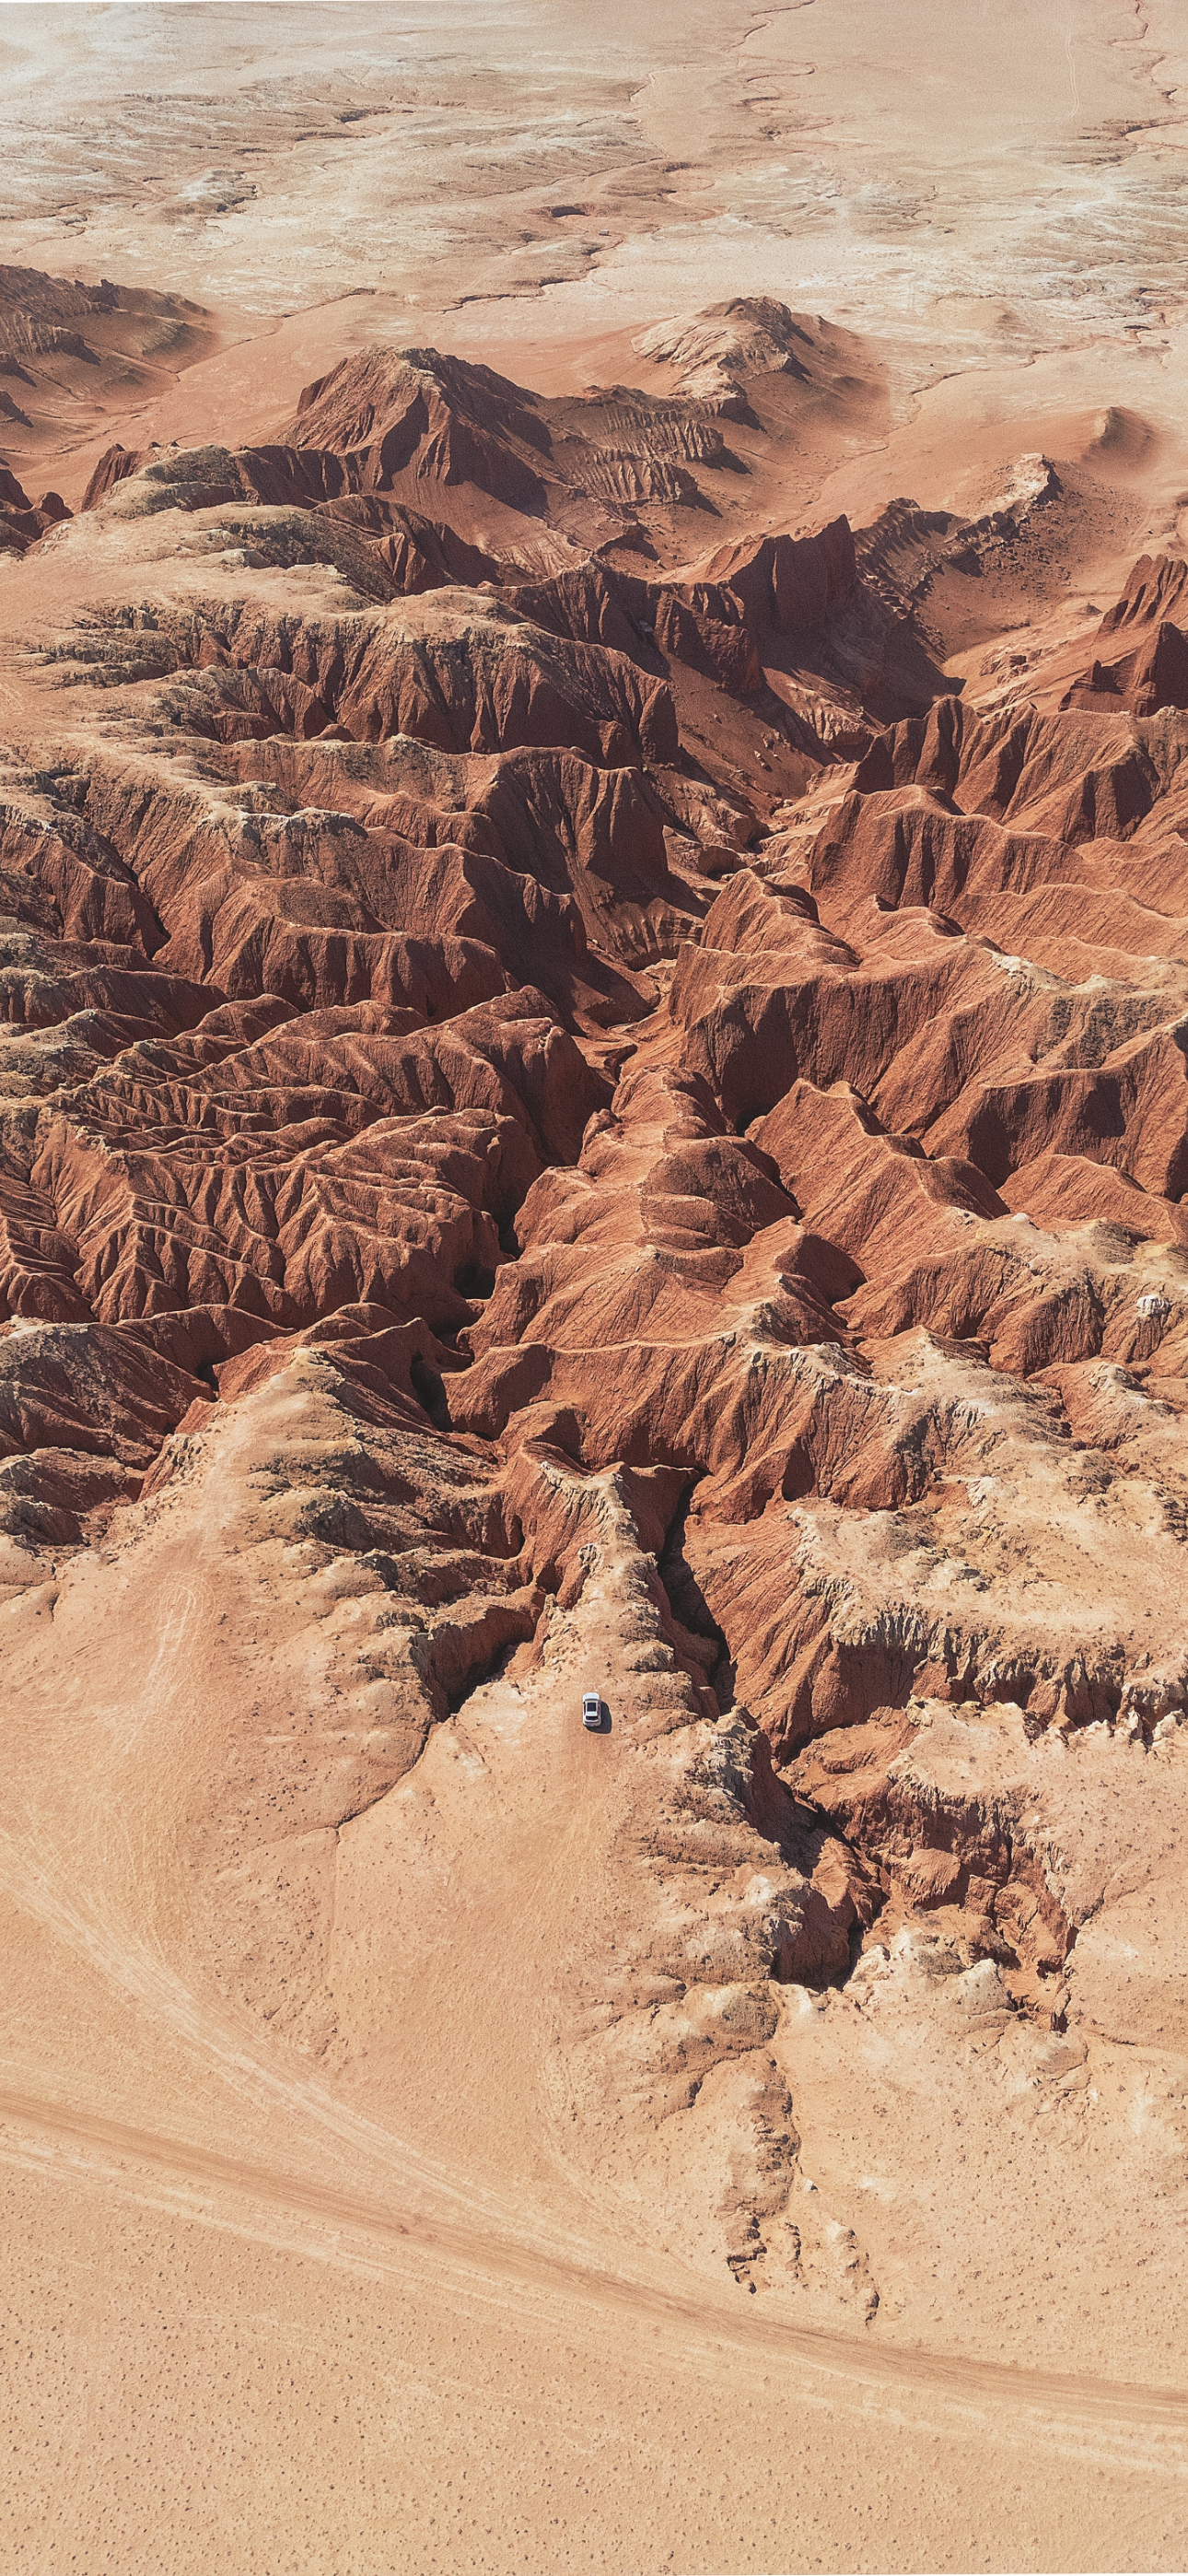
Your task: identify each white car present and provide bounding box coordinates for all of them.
[581,1692,602,1729]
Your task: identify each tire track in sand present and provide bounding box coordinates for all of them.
[1,2079,1186,2482]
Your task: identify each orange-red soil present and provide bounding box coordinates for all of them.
[6,7,1188,2572]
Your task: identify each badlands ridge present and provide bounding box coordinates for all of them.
[5,259,1188,2569]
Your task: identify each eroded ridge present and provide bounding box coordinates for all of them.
[6,288,1188,2361]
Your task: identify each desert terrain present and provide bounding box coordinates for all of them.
[5,5,1188,2570]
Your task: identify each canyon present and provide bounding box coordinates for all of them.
[5,6,1188,2573]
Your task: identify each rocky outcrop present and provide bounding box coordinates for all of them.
[0,462,69,552]
[8,307,1188,2067]
[634,299,835,407]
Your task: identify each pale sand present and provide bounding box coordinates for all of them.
[3,1436,1186,2574]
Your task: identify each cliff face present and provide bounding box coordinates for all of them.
[6,287,1188,2381]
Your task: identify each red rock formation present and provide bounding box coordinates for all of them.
[10,312,1188,2040]
[0,461,69,551]
[679,517,856,636]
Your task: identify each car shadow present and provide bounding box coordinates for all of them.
[585,1701,611,1733]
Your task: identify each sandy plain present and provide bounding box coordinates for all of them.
[4,4,1188,2571]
